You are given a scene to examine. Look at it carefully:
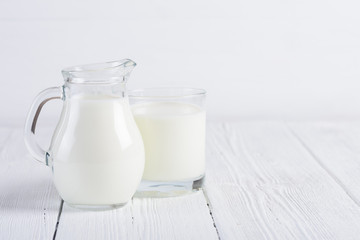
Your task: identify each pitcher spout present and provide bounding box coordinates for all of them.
[61,59,136,84]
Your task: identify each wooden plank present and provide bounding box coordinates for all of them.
[203,122,360,239]
[289,121,360,205]
[132,191,218,240]
[0,129,61,240]
[56,191,218,240]
[56,202,134,239]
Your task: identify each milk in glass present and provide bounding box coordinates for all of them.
[132,102,206,182]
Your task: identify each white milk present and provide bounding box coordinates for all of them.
[132,102,206,182]
[49,95,144,206]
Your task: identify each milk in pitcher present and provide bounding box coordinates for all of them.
[50,95,144,205]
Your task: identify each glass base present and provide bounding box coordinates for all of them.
[65,202,128,211]
[135,175,204,198]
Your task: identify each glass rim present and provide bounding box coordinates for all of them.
[128,88,206,99]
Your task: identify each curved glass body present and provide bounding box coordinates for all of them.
[25,60,145,209]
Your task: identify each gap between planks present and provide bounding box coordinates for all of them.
[202,187,221,240]
[53,199,64,240]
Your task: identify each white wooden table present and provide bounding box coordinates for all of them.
[1,121,360,239]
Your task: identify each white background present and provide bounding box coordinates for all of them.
[1,0,360,126]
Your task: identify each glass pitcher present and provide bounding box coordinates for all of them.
[24,59,145,209]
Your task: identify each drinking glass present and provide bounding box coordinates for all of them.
[129,88,206,197]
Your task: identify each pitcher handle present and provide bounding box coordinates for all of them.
[24,86,63,166]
